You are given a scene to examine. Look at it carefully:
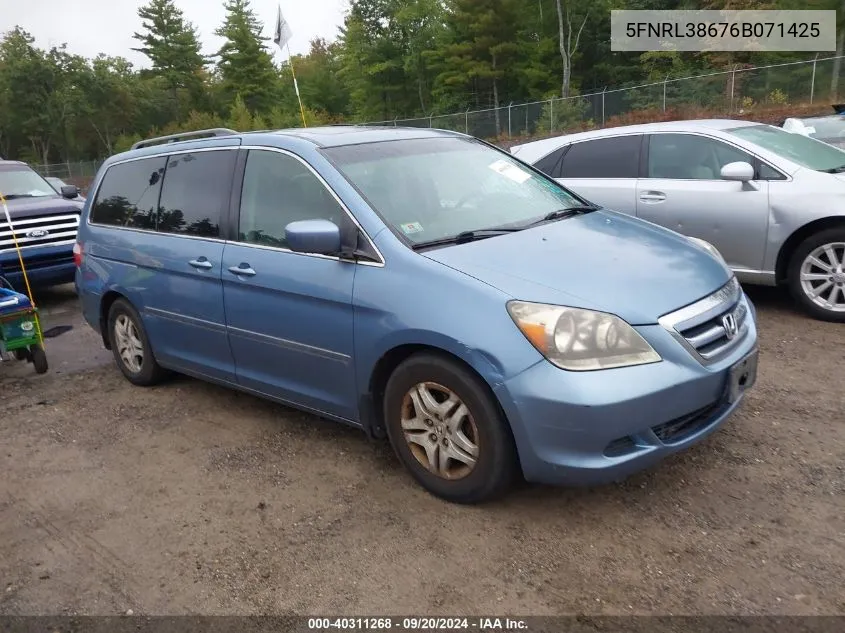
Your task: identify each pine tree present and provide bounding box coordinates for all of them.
[132,0,207,94]
[215,0,280,115]
[434,0,522,133]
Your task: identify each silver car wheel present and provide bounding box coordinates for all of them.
[800,242,845,313]
[114,314,144,373]
[801,242,845,312]
[400,382,479,480]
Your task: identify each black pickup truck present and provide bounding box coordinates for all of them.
[0,160,84,290]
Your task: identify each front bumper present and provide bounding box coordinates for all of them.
[0,245,76,289]
[494,295,759,486]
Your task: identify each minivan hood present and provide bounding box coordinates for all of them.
[4,196,83,220]
[423,210,732,325]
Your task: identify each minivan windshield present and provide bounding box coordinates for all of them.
[728,124,845,172]
[323,137,585,247]
[0,165,57,199]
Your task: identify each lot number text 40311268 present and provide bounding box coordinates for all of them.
[307,617,529,631]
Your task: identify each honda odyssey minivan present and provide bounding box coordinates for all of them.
[74,126,759,503]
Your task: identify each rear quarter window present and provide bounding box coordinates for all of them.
[156,150,236,238]
[90,157,167,229]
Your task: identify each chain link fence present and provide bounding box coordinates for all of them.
[31,160,102,185]
[29,54,845,179]
[363,55,845,139]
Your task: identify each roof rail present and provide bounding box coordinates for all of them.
[131,128,238,151]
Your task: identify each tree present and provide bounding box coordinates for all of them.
[0,28,57,164]
[215,0,281,114]
[132,0,208,115]
[434,0,523,133]
[555,0,589,98]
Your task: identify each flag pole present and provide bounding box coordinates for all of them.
[286,43,308,128]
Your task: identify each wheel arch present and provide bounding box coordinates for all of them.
[363,343,515,453]
[776,216,845,284]
[99,289,129,350]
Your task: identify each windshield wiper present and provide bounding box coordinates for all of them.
[823,164,845,173]
[412,227,522,250]
[521,204,599,228]
[1,194,34,200]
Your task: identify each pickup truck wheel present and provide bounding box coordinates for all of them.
[383,353,517,504]
[107,298,169,386]
[788,228,845,322]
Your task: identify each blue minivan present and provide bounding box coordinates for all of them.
[74,126,759,503]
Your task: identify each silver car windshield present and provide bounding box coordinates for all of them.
[323,137,584,246]
[729,124,845,172]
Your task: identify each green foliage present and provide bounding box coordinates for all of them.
[227,94,254,130]
[215,0,280,114]
[0,0,835,165]
[535,95,592,135]
[132,0,207,90]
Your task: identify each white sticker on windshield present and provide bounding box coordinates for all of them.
[488,159,531,184]
[400,222,424,235]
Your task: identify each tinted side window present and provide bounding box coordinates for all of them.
[648,134,752,180]
[559,136,641,178]
[156,150,236,237]
[533,147,567,178]
[90,157,167,229]
[238,150,346,249]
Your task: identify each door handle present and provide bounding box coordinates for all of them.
[639,192,666,203]
[188,258,213,270]
[228,264,256,277]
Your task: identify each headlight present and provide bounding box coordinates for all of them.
[688,237,726,265]
[506,301,661,371]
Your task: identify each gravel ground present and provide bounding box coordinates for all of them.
[0,284,843,616]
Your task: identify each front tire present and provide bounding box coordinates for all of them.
[107,298,168,386]
[787,228,845,322]
[383,353,517,504]
[30,345,48,374]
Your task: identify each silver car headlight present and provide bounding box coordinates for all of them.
[507,301,661,371]
[687,237,727,265]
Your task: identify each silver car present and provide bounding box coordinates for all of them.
[510,120,845,322]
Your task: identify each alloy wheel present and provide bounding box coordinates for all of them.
[800,242,845,313]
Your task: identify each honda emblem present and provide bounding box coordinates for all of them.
[722,312,738,340]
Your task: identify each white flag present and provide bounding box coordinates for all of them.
[273,5,293,51]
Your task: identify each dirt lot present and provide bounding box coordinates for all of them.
[0,283,843,616]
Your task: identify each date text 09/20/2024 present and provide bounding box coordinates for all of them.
[307,618,528,631]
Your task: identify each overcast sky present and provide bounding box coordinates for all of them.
[2,0,350,67]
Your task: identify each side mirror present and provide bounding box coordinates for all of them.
[285,219,341,255]
[720,161,754,183]
[60,184,80,199]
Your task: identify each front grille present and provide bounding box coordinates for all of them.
[659,277,749,364]
[679,299,748,360]
[0,213,80,253]
[651,400,724,444]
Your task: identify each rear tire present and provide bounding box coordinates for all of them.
[787,228,845,322]
[107,298,169,386]
[383,353,517,504]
